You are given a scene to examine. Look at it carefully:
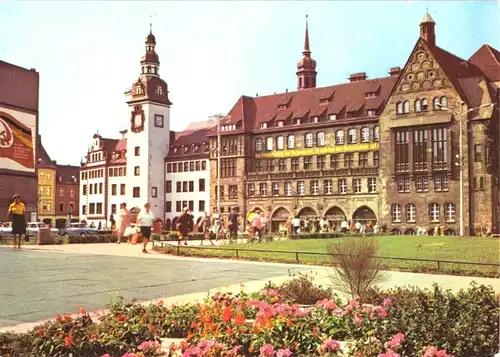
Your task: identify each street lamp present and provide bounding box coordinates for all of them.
[436,101,495,236]
[68,204,73,226]
[210,114,223,214]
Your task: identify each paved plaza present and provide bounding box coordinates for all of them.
[0,243,499,331]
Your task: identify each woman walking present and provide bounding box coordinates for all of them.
[114,202,130,244]
[136,202,154,253]
[177,207,192,245]
[8,194,26,249]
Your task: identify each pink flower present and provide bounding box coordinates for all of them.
[260,344,276,356]
[353,315,363,327]
[227,345,243,356]
[265,289,279,297]
[322,338,341,352]
[378,353,400,357]
[101,355,111,357]
[138,340,161,352]
[423,346,454,357]
[317,299,337,311]
[349,299,360,308]
[277,348,293,357]
[121,354,138,357]
[344,305,354,313]
[384,333,405,350]
[383,297,392,306]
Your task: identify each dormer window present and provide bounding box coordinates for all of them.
[295,119,301,125]
[184,146,189,153]
[173,148,178,153]
[194,145,200,152]
[311,116,319,123]
[278,104,287,109]
[156,86,163,95]
[58,176,62,182]
[320,98,329,104]
[365,92,376,98]
[277,121,284,127]
[329,114,337,121]
[260,123,268,129]
[367,110,376,117]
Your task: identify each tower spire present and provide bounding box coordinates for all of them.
[296,13,317,90]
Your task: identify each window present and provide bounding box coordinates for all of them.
[348,128,357,144]
[221,158,237,177]
[391,204,402,222]
[353,179,362,193]
[344,153,354,168]
[82,205,87,215]
[445,203,456,222]
[415,99,422,113]
[277,121,284,127]
[330,154,339,169]
[89,203,95,214]
[317,156,325,169]
[96,203,103,214]
[433,97,440,110]
[287,135,295,149]
[368,178,377,193]
[367,110,376,117]
[59,203,64,212]
[474,144,482,162]
[196,161,201,171]
[188,181,194,192]
[395,130,409,172]
[266,159,275,172]
[260,123,268,129]
[432,128,447,170]
[310,180,319,195]
[108,168,114,176]
[266,137,273,151]
[336,130,344,145]
[358,152,368,167]
[259,183,267,196]
[373,126,380,142]
[305,133,313,148]
[155,114,164,127]
[229,185,237,198]
[338,179,347,194]
[406,204,416,222]
[297,181,306,195]
[190,162,194,171]
[135,146,140,156]
[255,138,263,152]
[316,132,325,146]
[272,182,280,196]
[324,179,332,194]
[403,101,410,114]
[248,183,255,196]
[188,201,194,212]
[440,96,448,108]
[255,160,263,172]
[276,136,284,150]
[278,159,286,171]
[415,176,429,192]
[165,201,172,213]
[396,102,403,114]
[70,189,74,197]
[413,129,428,171]
[304,157,312,170]
[329,114,337,121]
[434,174,448,191]
[311,116,319,123]
[151,187,158,198]
[198,200,205,212]
[199,179,205,192]
[111,184,117,195]
[164,181,171,193]
[99,183,103,194]
[291,158,299,171]
[285,181,292,196]
[373,152,379,167]
[134,166,140,176]
[120,184,125,195]
[59,188,64,197]
[172,163,178,173]
[175,182,181,193]
[397,176,411,192]
[133,187,140,197]
[111,204,117,214]
[176,201,182,212]
[361,127,370,142]
[422,98,429,111]
[295,118,301,125]
[429,203,440,221]
[202,161,207,170]
[183,181,188,192]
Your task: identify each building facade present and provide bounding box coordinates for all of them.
[37,138,57,222]
[164,121,214,230]
[0,61,39,222]
[54,164,79,227]
[207,13,500,235]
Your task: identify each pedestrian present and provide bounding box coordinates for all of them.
[211,207,221,240]
[228,207,239,242]
[292,215,301,235]
[114,203,130,244]
[251,210,262,242]
[201,211,214,245]
[177,207,193,246]
[8,194,26,249]
[136,202,155,253]
[109,213,116,230]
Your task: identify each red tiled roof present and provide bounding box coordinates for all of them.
[468,44,500,82]
[37,135,56,168]
[56,165,79,184]
[173,127,212,147]
[222,76,398,131]
[114,138,127,152]
[0,61,39,112]
[109,138,127,165]
[102,138,119,155]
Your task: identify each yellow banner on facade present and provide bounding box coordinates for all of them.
[255,143,380,159]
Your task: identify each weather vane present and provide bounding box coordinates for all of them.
[149,14,156,33]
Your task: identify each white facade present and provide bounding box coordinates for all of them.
[107,165,128,218]
[164,158,211,228]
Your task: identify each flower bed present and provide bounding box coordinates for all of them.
[1,276,498,357]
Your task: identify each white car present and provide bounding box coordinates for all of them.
[26,222,59,236]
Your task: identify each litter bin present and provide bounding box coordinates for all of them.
[36,228,53,245]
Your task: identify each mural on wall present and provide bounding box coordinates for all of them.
[0,110,35,172]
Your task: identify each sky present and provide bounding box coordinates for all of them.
[1,1,499,166]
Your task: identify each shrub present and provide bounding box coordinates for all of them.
[265,271,335,305]
[328,237,388,299]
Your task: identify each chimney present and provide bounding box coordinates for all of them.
[256,93,259,97]
[286,88,288,93]
[349,72,367,82]
[389,67,402,77]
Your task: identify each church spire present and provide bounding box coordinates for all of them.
[141,22,160,77]
[296,14,317,90]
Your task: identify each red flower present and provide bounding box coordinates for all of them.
[226,327,233,334]
[222,307,233,322]
[64,332,74,347]
[234,314,246,325]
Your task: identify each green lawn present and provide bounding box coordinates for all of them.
[160,235,500,277]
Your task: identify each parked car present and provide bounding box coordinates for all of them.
[26,222,59,236]
[0,222,12,236]
[59,223,98,237]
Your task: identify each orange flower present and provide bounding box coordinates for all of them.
[234,314,246,325]
[190,321,199,329]
[222,307,233,322]
[252,325,260,333]
[64,332,73,347]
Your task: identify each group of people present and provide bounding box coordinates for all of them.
[287,216,379,235]
[111,202,156,253]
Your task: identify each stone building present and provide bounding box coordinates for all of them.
[207,13,500,235]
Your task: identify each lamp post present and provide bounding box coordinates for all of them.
[210,114,223,214]
[437,102,495,236]
[68,204,73,226]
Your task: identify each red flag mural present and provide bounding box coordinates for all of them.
[0,111,35,170]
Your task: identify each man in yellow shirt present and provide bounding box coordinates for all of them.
[8,194,26,248]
